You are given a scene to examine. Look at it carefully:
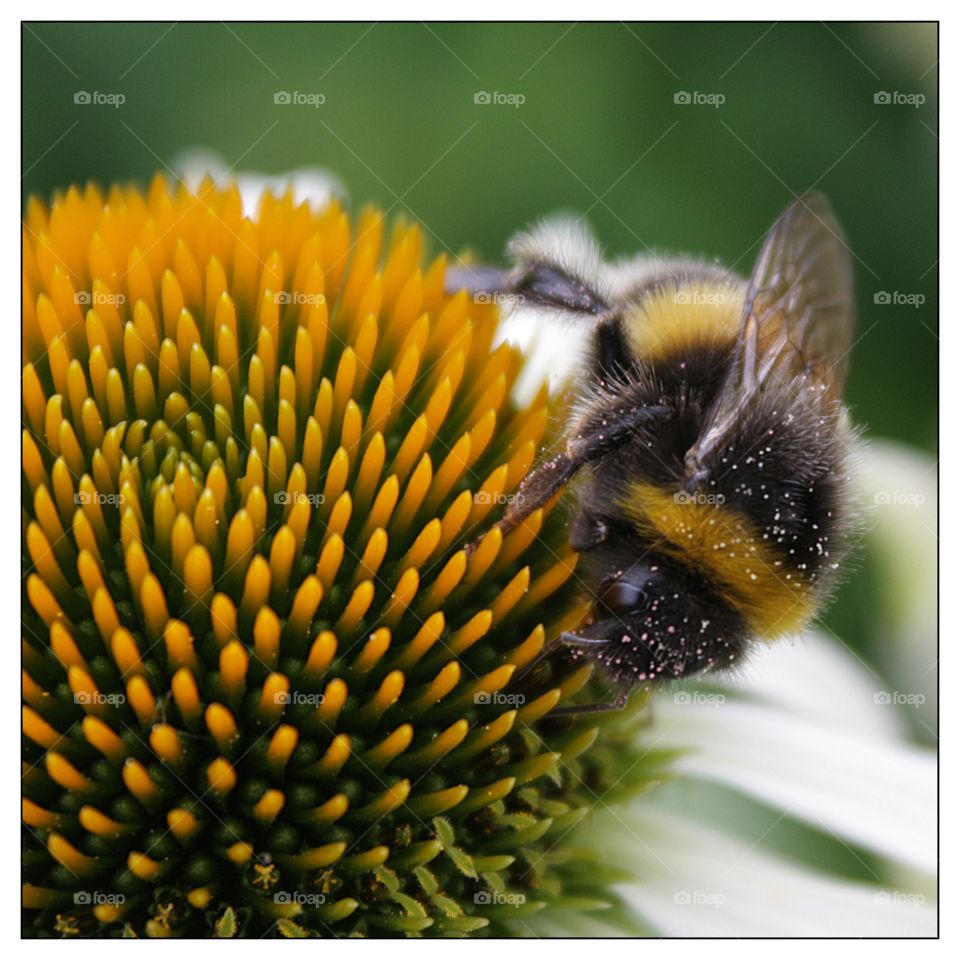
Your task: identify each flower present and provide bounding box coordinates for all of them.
[22,173,937,939]
[22,176,668,937]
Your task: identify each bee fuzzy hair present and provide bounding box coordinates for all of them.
[507,215,745,317]
[604,252,744,306]
[715,376,865,611]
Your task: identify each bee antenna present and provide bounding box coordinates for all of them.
[558,631,608,646]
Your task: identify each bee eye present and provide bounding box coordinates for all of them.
[599,579,647,614]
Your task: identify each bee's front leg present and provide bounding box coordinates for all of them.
[465,451,580,555]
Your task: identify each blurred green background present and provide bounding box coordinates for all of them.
[23,22,936,448]
[23,22,937,714]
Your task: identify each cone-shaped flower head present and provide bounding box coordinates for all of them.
[22,178,664,937]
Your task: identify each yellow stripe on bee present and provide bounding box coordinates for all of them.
[623,280,744,362]
[619,482,815,638]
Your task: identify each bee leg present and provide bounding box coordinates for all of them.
[496,403,666,533]
[550,693,630,716]
[519,623,632,715]
[465,452,581,555]
[566,403,672,462]
[502,452,581,531]
[465,402,670,555]
[511,628,609,683]
[569,506,609,550]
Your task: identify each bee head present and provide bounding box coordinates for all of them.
[564,553,748,685]
[595,561,667,620]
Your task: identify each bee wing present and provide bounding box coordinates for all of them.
[443,263,511,299]
[445,261,609,316]
[445,216,610,317]
[683,193,856,485]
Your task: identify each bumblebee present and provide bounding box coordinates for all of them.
[448,193,859,711]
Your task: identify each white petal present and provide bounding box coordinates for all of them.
[860,440,938,731]
[717,629,907,739]
[494,311,588,405]
[652,693,936,875]
[608,808,936,936]
[172,147,345,217]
